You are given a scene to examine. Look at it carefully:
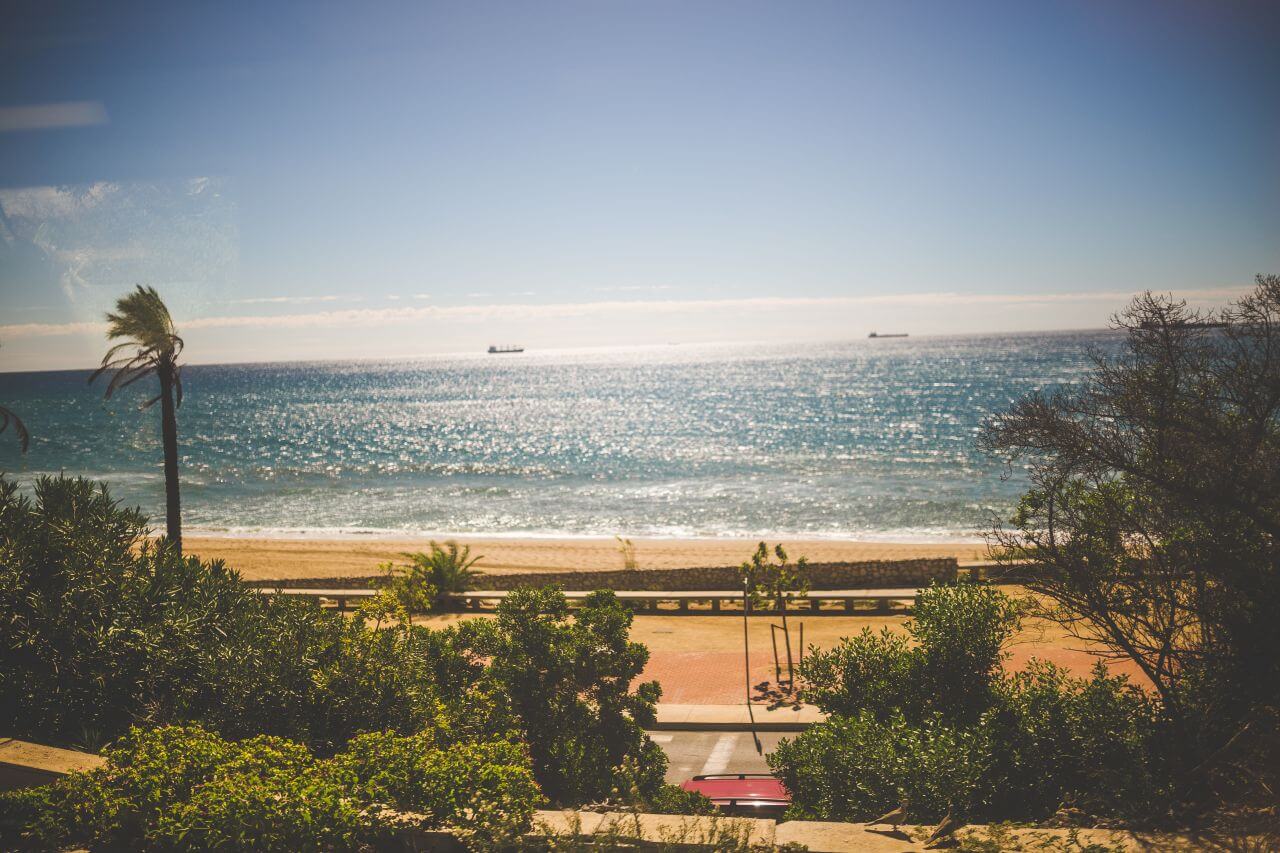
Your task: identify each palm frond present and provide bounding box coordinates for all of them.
[90,287,183,402]
[107,366,159,399]
[99,340,142,366]
[0,406,29,453]
[90,351,153,379]
[104,286,178,352]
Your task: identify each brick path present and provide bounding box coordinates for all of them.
[643,640,1147,705]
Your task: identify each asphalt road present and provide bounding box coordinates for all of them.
[646,730,790,784]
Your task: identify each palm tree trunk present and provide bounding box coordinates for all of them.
[158,368,182,554]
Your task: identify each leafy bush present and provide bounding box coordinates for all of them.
[797,626,917,721]
[151,735,367,851]
[911,581,1023,722]
[645,784,722,816]
[800,582,1021,725]
[333,730,542,847]
[983,661,1168,818]
[0,476,259,748]
[0,476,670,812]
[776,583,1169,823]
[475,586,667,804]
[772,710,994,823]
[0,477,492,756]
[225,593,517,756]
[382,540,481,613]
[0,724,541,851]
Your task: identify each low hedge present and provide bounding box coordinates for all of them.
[0,724,542,851]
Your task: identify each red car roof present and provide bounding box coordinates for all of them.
[680,774,790,804]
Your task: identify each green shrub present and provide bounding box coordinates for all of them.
[1,724,540,851]
[779,584,1170,823]
[333,730,543,847]
[798,627,917,721]
[0,477,257,748]
[477,586,666,804]
[0,477,501,756]
[0,476,667,810]
[382,540,481,613]
[151,734,368,851]
[984,661,1168,818]
[645,784,719,816]
[799,582,1021,725]
[912,582,1022,722]
[771,710,993,822]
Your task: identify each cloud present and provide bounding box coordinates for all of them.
[227,295,343,305]
[412,293,431,300]
[0,285,1250,341]
[593,284,676,293]
[0,101,108,133]
[0,179,237,301]
[0,183,119,220]
[0,319,107,338]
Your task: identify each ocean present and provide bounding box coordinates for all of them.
[0,330,1118,541]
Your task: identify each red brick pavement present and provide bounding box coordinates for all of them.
[643,643,1148,705]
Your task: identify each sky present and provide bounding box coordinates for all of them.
[1,0,1278,371]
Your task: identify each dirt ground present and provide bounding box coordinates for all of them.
[413,591,1145,705]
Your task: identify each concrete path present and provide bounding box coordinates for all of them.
[648,730,789,784]
[534,810,1248,852]
[653,702,825,731]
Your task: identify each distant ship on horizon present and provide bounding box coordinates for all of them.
[487,344,525,353]
[868,331,908,338]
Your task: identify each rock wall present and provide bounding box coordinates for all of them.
[468,558,957,591]
[247,558,957,591]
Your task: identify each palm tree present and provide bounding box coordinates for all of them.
[0,343,30,453]
[0,405,28,453]
[89,286,186,553]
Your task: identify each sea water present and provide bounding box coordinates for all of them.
[0,330,1118,541]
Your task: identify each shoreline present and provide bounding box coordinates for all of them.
[183,534,991,582]
[185,527,989,544]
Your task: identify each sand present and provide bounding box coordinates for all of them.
[184,535,991,582]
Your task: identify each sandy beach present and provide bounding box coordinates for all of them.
[184,535,990,582]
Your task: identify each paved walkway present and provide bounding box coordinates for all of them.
[648,730,786,783]
[653,703,824,731]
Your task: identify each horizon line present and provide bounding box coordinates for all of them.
[0,285,1250,343]
[0,325,1129,376]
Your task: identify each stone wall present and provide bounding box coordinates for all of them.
[248,558,957,591]
[468,558,956,591]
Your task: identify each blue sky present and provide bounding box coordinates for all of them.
[2,1,1278,370]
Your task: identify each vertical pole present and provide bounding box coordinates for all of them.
[780,595,795,693]
[744,580,761,754]
[770,625,781,684]
[798,622,805,674]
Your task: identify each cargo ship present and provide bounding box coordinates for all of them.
[868,332,908,339]
[487,345,524,353]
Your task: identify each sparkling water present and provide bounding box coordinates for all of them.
[0,331,1117,540]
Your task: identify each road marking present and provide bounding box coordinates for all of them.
[699,733,738,776]
[648,734,673,743]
